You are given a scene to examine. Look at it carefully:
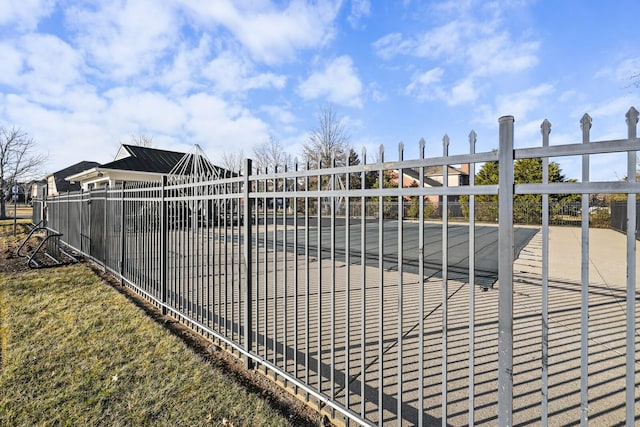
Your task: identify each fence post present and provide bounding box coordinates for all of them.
[120,182,126,285]
[243,158,254,369]
[66,190,70,240]
[161,176,168,316]
[498,115,515,426]
[625,106,637,426]
[79,190,83,252]
[102,188,108,270]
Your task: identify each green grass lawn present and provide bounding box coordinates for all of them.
[0,226,315,426]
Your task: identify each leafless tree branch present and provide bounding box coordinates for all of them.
[0,126,47,218]
[253,135,292,174]
[303,104,351,169]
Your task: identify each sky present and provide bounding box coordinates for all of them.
[0,0,639,182]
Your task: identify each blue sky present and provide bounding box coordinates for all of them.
[0,0,638,181]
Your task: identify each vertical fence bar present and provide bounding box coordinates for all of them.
[396,142,404,426]
[251,174,259,353]
[330,158,336,403]
[541,119,551,426]
[580,113,591,427]
[283,168,289,375]
[418,139,425,427]
[317,163,323,394]
[625,107,638,426]
[344,157,351,411]
[244,158,254,369]
[377,145,384,426]
[468,131,477,426]
[66,191,70,243]
[360,148,367,419]
[273,168,278,369]
[441,135,449,423]
[161,177,168,315]
[120,183,126,285]
[497,115,515,427]
[305,162,311,389]
[262,170,268,361]
[293,162,299,383]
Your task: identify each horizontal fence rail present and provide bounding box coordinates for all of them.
[35,108,640,426]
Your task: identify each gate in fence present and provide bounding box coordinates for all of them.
[36,108,640,426]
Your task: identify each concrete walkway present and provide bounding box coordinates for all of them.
[193,225,640,425]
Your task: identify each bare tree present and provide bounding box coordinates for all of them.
[253,135,292,174]
[220,149,245,175]
[0,127,47,218]
[303,104,351,169]
[127,134,154,147]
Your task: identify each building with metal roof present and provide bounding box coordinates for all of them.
[64,144,227,191]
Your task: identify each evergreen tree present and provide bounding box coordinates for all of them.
[460,158,579,223]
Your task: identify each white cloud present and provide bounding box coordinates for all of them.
[0,34,86,108]
[202,50,287,94]
[595,56,640,84]
[159,36,211,96]
[405,68,445,100]
[588,97,637,119]
[298,56,363,108]
[449,78,478,105]
[406,70,478,106]
[373,3,539,106]
[475,83,554,128]
[368,82,386,102]
[260,105,296,125]
[2,94,118,173]
[178,0,342,65]
[466,33,539,76]
[375,19,538,78]
[348,0,371,28]
[105,89,187,135]
[414,20,466,59]
[0,0,56,32]
[372,33,411,60]
[180,93,269,154]
[0,42,23,86]
[66,0,178,80]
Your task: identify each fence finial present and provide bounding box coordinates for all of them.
[468,131,477,153]
[626,107,638,139]
[541,120,551,147]
[419,138,425,159]
[398,142,404,161]
[361,146,367,164]
[580,113,592,143]
[442,134,449,156]
[378,144,384,163]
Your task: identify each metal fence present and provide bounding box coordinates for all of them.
[612,200,640,237]
[35,108,640,426]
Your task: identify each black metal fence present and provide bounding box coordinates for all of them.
[611,200,640,238]
[33,109,640,427]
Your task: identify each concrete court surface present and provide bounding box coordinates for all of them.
[240,225,640,426]
[177,222,640,425]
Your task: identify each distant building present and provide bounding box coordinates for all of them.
[394,164,470,206]
[30,179,47,200]
[46,161,100,196]
[64,144,227,191]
